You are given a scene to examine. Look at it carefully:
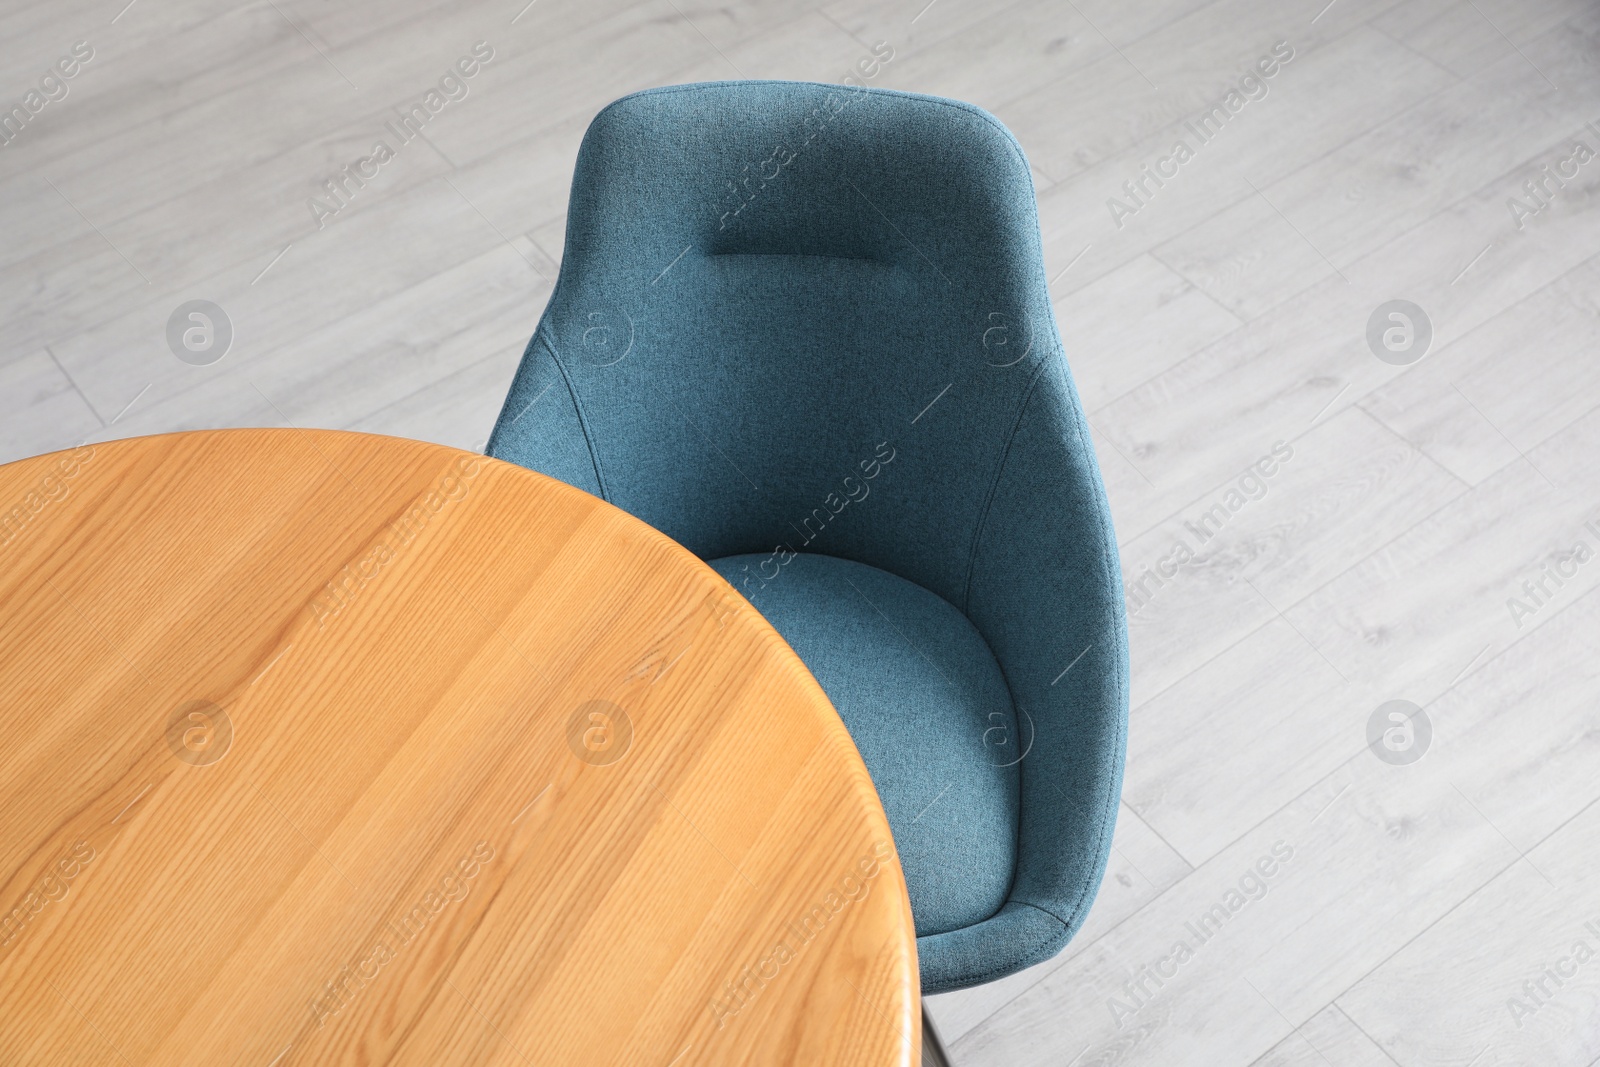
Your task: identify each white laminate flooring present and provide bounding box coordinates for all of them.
[4,2,1599,1064]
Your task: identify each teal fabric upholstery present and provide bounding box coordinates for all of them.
[706,553,1020,939]
[486,80,1129,993]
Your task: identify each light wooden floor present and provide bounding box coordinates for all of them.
[4,1,1600,1064]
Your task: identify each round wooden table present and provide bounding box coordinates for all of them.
[0,430,919,1066]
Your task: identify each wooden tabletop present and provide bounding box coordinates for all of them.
[0,430,919,1067]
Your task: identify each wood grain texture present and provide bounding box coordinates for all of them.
[0,429,918,1067]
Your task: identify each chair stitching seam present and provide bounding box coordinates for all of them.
[945,354,1127,989]
[960,355,1051,615]
[539,322,609,500]
[917,902,1072,990]
[957,355,1050,950]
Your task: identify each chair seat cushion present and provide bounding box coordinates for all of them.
[706,552,1020,937]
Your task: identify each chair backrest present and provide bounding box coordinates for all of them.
[489,80,1064,612]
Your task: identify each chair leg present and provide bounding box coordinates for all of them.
[921,1001,954,1067]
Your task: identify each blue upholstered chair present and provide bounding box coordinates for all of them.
[488,80,1128,995]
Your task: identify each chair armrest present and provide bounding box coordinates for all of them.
[962,352,1129,967]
